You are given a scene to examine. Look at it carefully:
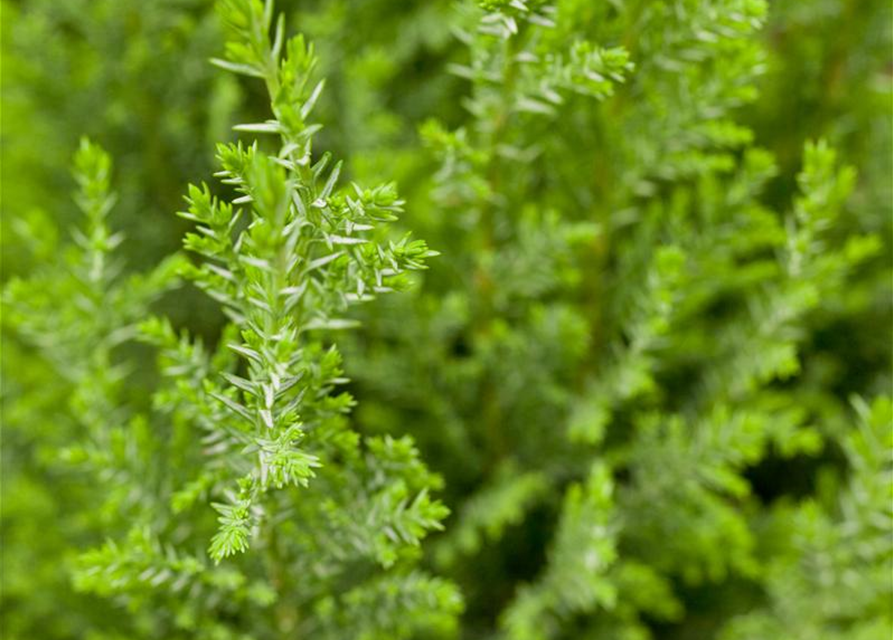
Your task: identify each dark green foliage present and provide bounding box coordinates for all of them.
[340,0,892,638]
[2,0,890,639]
[1,0,231,277]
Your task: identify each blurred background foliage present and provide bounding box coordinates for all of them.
[1,0,890,638]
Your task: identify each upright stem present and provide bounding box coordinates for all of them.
[476,30,518,471]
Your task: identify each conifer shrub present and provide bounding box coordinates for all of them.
[2,0,890,639]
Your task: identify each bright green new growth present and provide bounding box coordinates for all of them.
[181,0,440,563]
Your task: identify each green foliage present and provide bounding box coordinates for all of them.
[721,396,893,640]
[339,0,891,638]
[3,1,456,638]
[501,463,617,640]
[1,0,231,279]
[2,0,890,639]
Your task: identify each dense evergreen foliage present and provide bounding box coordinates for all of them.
[2,0,890,639]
